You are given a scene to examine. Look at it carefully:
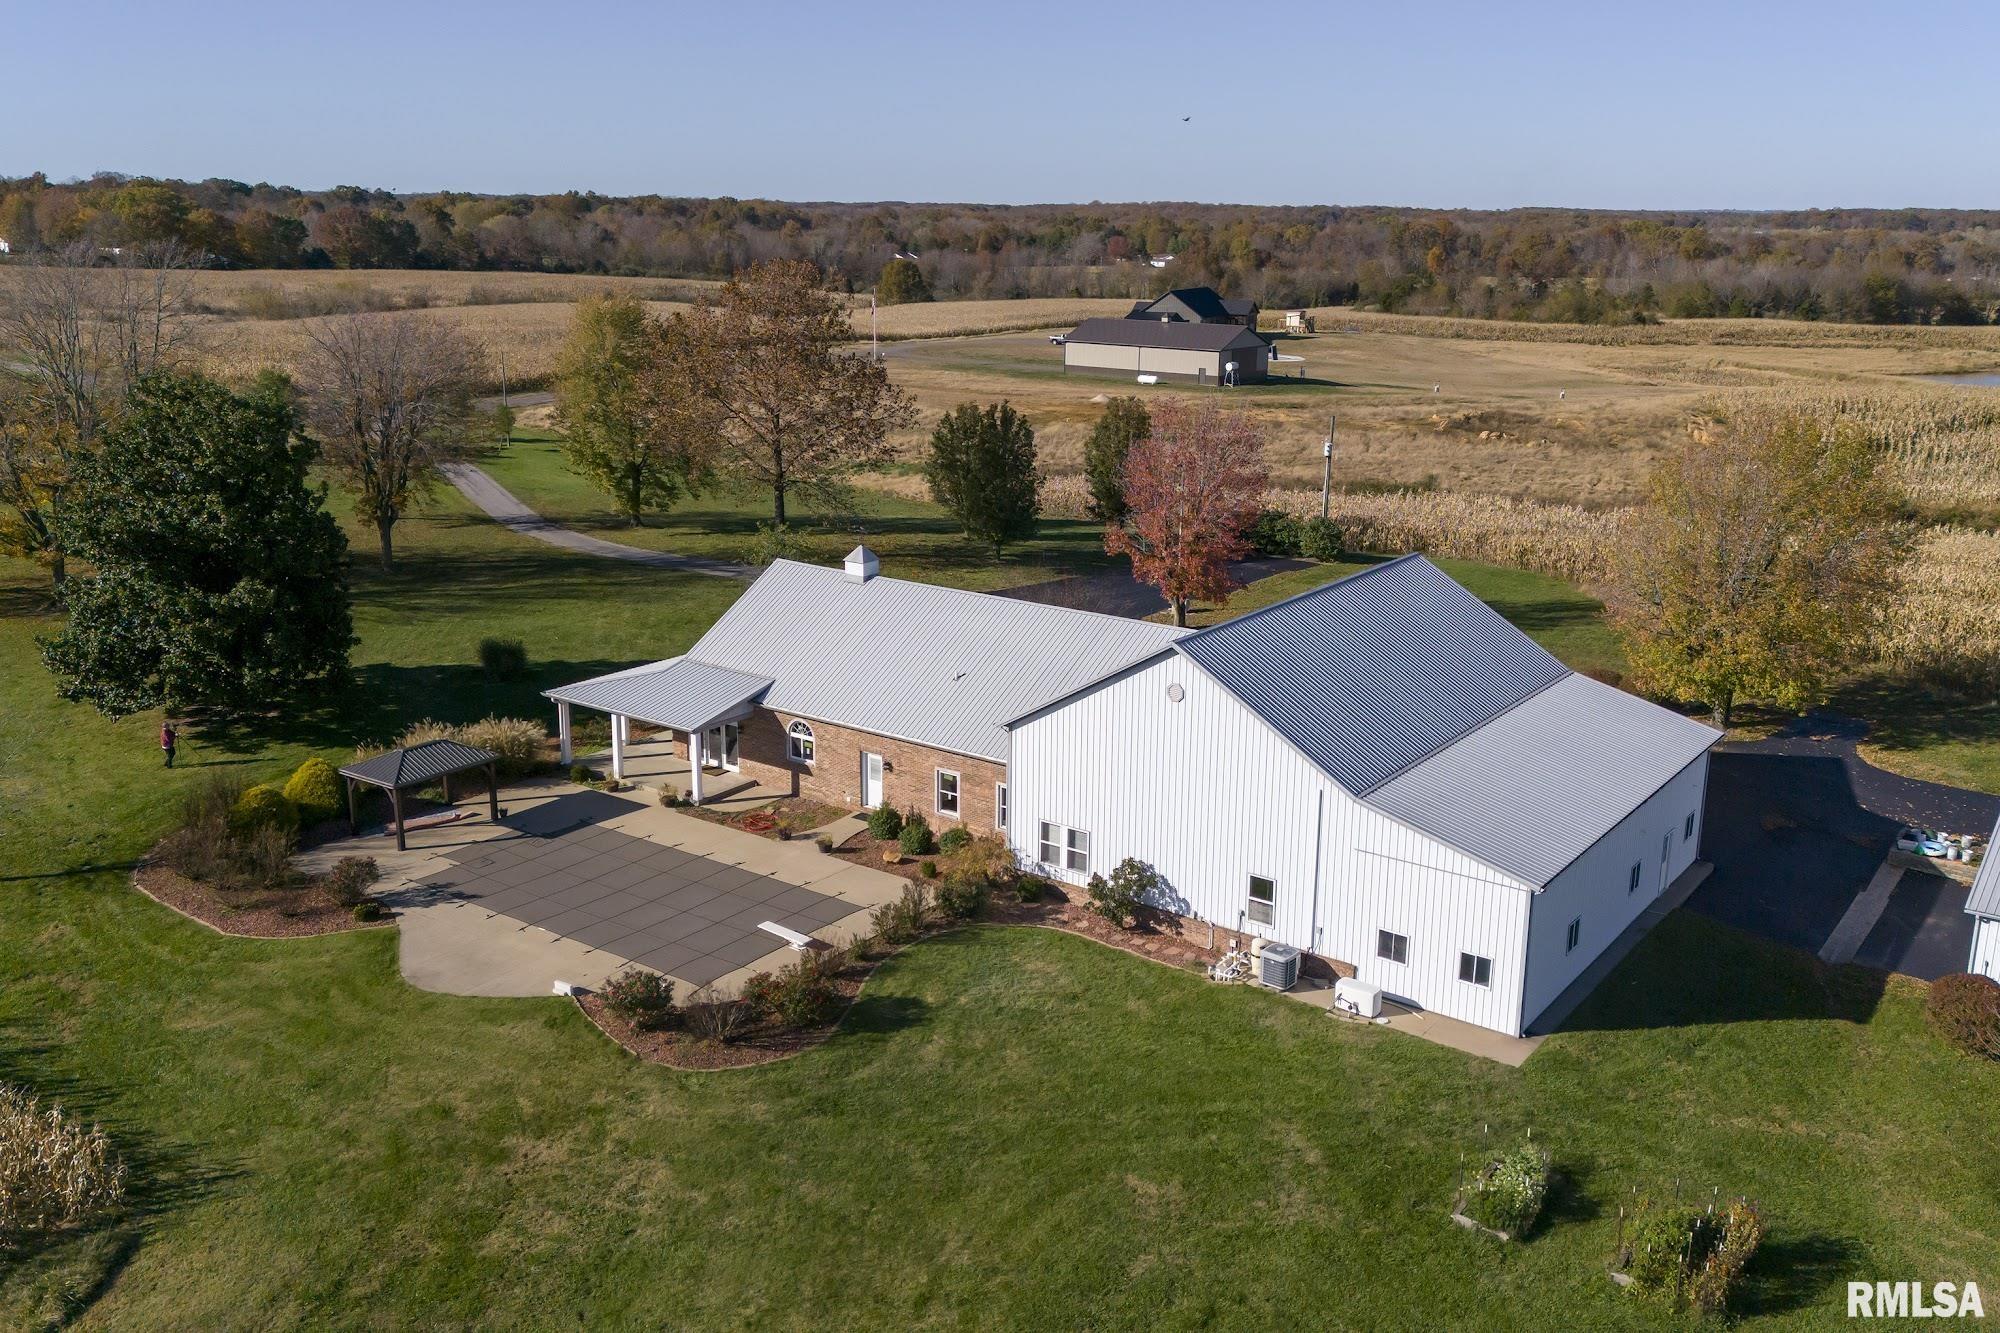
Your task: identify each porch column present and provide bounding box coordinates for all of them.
[390,786,407,852]
[689,733,704,806]
[557,700,572,765]
[486,761,499,824]
[610,713,626,780]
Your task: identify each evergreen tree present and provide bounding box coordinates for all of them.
[924,401,1040,557]
[877,258,931,305]
[1083,397,1150,521]
[40,372,353,716]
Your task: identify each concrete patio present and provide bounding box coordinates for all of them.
[576,734,786,815]
[295,776,904,999]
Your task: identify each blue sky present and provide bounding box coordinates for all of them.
[5,0,1995,208]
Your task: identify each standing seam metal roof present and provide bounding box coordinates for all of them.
[545,658,774,731]
[1174,554,1573,796]
[1968,812,2000,918]
[1365,673,1721,886]
[1065,318,1266,353]
[551,560,1186,762]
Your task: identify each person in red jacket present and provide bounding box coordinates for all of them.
[160,722,177,769]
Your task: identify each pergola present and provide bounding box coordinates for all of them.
[339,739,500,851]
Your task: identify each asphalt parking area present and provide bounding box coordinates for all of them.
[424,818,855,987]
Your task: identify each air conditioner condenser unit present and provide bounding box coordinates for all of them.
[1259,942,1301,990]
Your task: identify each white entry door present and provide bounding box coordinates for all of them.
[1658,832,1673,895]
[861,751,884,807]
[703,723,740,772]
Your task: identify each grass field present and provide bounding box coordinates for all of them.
[3,462,1998,1326]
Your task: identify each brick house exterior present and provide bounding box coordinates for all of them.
[673,708,1009,833]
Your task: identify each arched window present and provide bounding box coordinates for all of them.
[787,720,815,764]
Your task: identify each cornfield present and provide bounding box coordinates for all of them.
[1706,385,2000,505]
[1877,527,2000,687]
[1303,307,2000,352]
[0,1084,127,1239]
[1262,486,1626,586]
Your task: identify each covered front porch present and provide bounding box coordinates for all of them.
[545,657,780,809]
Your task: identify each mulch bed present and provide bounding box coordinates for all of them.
[133,862,389,939]
[575,954,871,1070]
[684,797,851,841]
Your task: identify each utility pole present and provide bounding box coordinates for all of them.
[870,293,879,362]
[1320,415,1335,520]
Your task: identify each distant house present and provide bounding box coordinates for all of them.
[1966,814,1999,980]
[1127,286,1259,328]
[1148,254,1174,268]
[1061,317,1270,385]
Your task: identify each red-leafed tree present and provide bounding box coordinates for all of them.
[1104,397,1268,627]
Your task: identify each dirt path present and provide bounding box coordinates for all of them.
[441,463,754,580]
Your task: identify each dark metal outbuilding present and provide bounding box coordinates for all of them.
[338,739,500,850]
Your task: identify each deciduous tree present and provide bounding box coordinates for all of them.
[39,373,352,717]
[298,312,486,569]
[656,260,915,525]
[1083,396,1149,521]
[1105,398,1267,627]
[554,295,703,525]
[924,401,1039,556]
[1608,407,1906,726]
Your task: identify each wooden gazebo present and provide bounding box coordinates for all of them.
[338,739,500,850]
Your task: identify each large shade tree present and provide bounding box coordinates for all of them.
[1608,407,1906,725]
[554,294,705,525]
[924,401,1040,556]
[39,372,353,717]
[298,312,486,569]
[1105,397,1267,627]
[657,260,914,525]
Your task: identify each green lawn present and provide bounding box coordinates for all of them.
[1175,554,1628,681]
[480,434,1122,592]
[4,470,1998,1326]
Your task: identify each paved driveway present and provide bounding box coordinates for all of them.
[1689,713,1997,980]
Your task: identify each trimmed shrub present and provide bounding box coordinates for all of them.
[1926,972,2000,1060]
[326,856,379,908]
[935,873,988,922]
[478,636,528,680]
[1086,857,1160,929]
[601,967,677,1032]
[1016,874,1049,903]
[1298,516,1344,562]
[0,1084,126,1239]
[814,834,834,853]
[352,901,383,923]
[866,802,903,840]
[938,826,972,855]
[898,811,934,856]
[230,783,298,836]
[281,757,343,826]
[920,859,939,879]
[569,763,597,784]
[1461,1141,1551,1237]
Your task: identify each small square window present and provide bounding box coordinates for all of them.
[1458,952,1492,987]
[1038,821,1060,865]
[996,784,1008,830]
[935,769,960,817]
[1684,812,1696,840]
[1628,861,1643,894]
[1065,827,1090,874]
[1247,875,1275,926]
[1376,929,1409,964]
[1566,917,1581,954]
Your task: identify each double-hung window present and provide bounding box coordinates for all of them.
[1247,875,1275,927]
[1036,821,1092,874]
[1065,827,1090,874]
[1684,812,1696,840]
[1628,861,1643,894]
[935,769,960,818]
[1038,821,1061,865]
[786,720,815,764]
[1566,916,1581,954]
[995,783,1008,830]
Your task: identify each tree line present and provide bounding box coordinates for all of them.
[6,173,2000,324]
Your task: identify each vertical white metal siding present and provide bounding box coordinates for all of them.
[1970,916,2000,981]
[1009,655,1537,1034]
[1519,753,1710,1029]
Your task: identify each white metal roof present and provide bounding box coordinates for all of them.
[556,560,1186,762]
[1364,673,1721,887]
[546,657,774,731]
[1968,813,2000,919]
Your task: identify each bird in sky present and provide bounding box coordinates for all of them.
[1181,116,1191,122]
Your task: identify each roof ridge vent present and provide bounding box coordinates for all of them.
[844,545,880,582]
